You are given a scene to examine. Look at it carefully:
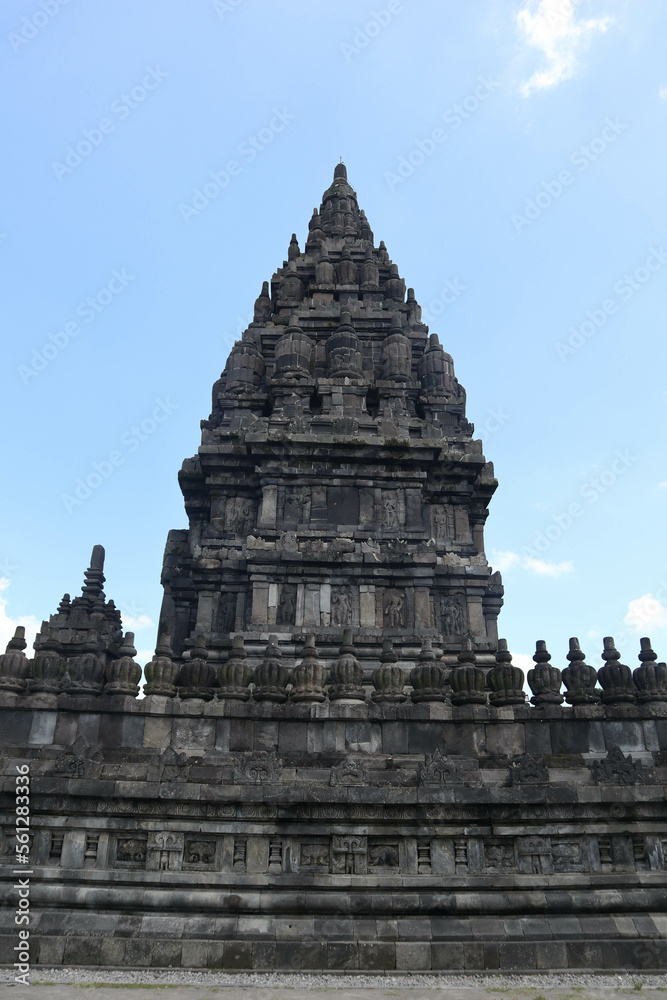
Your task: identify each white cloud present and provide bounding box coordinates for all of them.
[136,648,155,666]
[659,85,667,100]
[586,628,600,640]
[517,0,614,96]
[658,482,667,490]
[0,577,40,654]
[511,652,535,674]
[492,550,574,577]
[624,593,667,632]
[122,613,154,632]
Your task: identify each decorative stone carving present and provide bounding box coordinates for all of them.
[450,639,487,706]
[634,637,667,702]
[330,756,369,786]
[420,748,463,786]
[368,842,399,869]
[510,754,549,785]
[410,639,447,702]
[562,637,599,704]
[487,639,526,706]
[300,842,330,870]
[224,497,255,535]
[291,635,326,702]
[146,831,184,872]
[328,629,364,701]
[104,632,141,697]
[516,836,553,874]
[527,640,563,706]
[381,492,400,528]
[233,751,282,784]
[371,639,406,702]
[253,280,272,323]
[381,314,412,383]
[183,837,217,870]
[115,835,147,869]
[331,416,359,436]
[178,636,216,700]
[275,314,313,378]
[598,636,636,703]
[593,744,644,785]
[217,635,253,700]
[332,834,367,874]
[55,736,102,780]
[158,747,188,782]
[326,309,363,378]
[253,635,289,702]
[144,634,179,697]
[484,840,516,872]
[432,504,454,541]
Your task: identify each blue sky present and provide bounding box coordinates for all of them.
[1,0,666,675]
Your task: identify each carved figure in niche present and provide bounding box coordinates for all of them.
[441,597,463,637]
[293,487,311,523]
[216,593,236,633]
[384,590,404,628]
[432,505,453,541]
[116,838,147,866]
[225,497,255,534]
[277,585,296,626]
[184,839,216,868]
[382,493,399,528]
[331,587,353,626]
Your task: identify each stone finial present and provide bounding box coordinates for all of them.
[288,233,300,261]
[143,633,179,698]
[410,638,446,702]
[337,247,357,285]
[104,631,141,697]
[29,639,67,695]
[61,651,105,697]
[598,636,636,704]
[378,240,389,264]
[372,638,406,703]
[0,627,30,694]
[487,638,526,706]
[253,280,272,324]
[328,629,365,702]
[178,635,216,700]
[561,637,599,704]
[57,594,71,614]
[217,634,253,701]
[315,251,335,287]
[80,545,106,606]
[633,637,667,702]
[291,635,326,702]
[527,639,563,706]
[333,161,347,181]
[449,638,487,706]
[253,635,289,702]
[359,208,373,243]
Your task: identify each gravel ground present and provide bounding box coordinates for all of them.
[2,967,667,998]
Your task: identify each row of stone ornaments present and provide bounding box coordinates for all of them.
[1,625,666,705]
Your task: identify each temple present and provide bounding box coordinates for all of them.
[158,161,503,671]
[0,165,666,974]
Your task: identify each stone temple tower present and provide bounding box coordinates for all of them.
[158,163,503,669]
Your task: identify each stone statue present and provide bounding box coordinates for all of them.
[384,591,404,628]
[331,587,353,626]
